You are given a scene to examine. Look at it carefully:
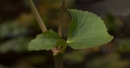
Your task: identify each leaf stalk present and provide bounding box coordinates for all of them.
[27,0,47,32]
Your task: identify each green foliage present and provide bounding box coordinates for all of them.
[0,37,30,53]
[0,22,26,38]
[27,9,113,51]
[67,9,113,49]
[0,22,29,53]
[28,29,66,50]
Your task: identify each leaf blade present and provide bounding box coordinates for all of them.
[28,29,66,51]
[67,9,113,49]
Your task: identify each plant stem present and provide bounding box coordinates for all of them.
[27,0,47,32]
[60,45,67,54]
[53,0,66,68]
[58,0,65,37]
[54,53,63,68]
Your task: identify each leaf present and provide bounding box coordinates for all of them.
[67,9,113,49]
[28,29,66,51]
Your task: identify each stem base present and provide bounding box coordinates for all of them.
[54,53,63,68]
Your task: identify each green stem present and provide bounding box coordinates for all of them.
[60,45,67,54]
[27,0,47,32]
[54,53,63,68]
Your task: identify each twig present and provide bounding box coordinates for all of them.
[58,0,65,37]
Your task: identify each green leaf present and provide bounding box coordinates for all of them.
[67,9,113,49]
[28,29,66,51]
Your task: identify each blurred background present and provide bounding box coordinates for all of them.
[0,0,130,68]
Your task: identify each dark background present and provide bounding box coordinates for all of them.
[0,0,130,68]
